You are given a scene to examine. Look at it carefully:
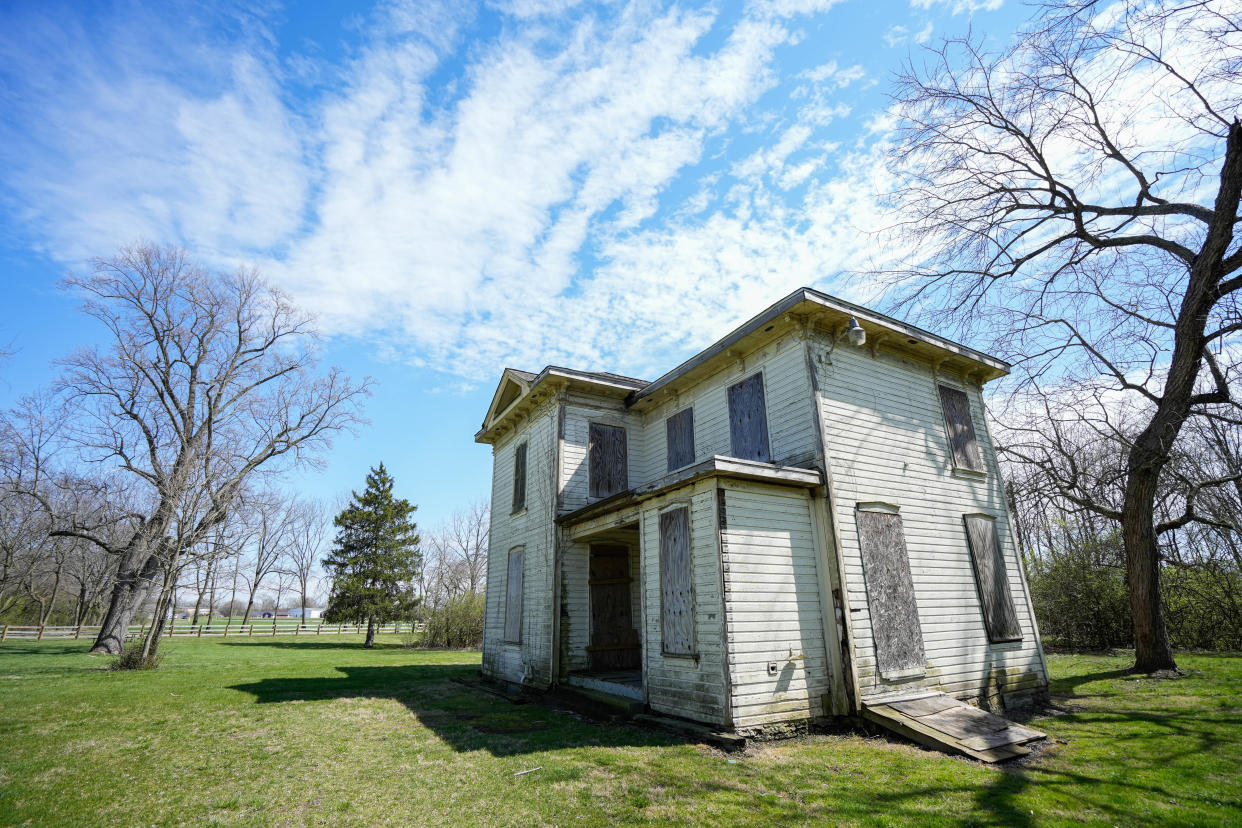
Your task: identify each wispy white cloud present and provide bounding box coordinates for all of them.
[0,0,898,383]
[911,0,1003,14]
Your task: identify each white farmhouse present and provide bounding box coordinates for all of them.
[475,287,1048,757]
[288,607,324,619]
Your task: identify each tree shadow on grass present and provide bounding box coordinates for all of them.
[217,639,418,652]
[230,664,677,758]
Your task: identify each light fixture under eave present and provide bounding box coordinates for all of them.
[846,317,866,347]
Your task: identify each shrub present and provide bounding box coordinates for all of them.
[110,644,164,671]
[421,593,485,649]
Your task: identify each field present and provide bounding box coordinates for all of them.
[0,638,1238,826]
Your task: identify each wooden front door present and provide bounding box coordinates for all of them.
[588,544,640,671]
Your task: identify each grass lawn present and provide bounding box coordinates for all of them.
[0,639,1238,826]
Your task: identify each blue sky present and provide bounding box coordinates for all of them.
[0,0,1032,532]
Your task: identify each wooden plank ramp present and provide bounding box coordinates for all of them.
[862,693,1045,763]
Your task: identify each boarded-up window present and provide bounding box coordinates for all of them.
[504,547,523,643]
[659,506,695,655]
[856,508,925,678]
[963,515,1023,643]
[589,423,628,498]
[511,442,527,513]
[727,373,771,462]
[666,408,695,472]
[938,385,986,472]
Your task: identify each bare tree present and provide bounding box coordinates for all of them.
[285,496,328,618]
[238,493,295,625]
[442,500,489,596]
[38,244,369,654]
[887,0,1241,672]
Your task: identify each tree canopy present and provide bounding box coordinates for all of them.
[887,0,1241,672]
[322,463,421,647]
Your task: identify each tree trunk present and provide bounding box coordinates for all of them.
[364,617,376,648]
[90,554,161,654]
[1121,466,1177,672]
[38,565,63,628]
[1119,120,1242,673]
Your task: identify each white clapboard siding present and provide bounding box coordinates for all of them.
[813,339,1047,705]
[560,539,590,674]
[639,484,729,726]
[634,335,819,487]
[481,401,558,687]
[719,481,830,730]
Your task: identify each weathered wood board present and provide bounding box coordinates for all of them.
[589,423,628,498]
[855,509,925,678]
[864,693,1045,763]
[588,544,640,671]
[963,515,1023,642]
[665,407,695,472]
[504,547,524,643]
[727,373,771,462]
[658,506,696,655]
[938,384,985,472]
[511,442,527,512]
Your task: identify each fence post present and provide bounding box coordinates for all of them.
[37,623,45,641]
[272,620,277,636]
[169,617,175,637]
[248,623,254,637]
[1,624,8,642]
[198,623,204,638]
[223,622,229,638]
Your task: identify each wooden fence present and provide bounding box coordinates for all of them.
[0,619,424,642]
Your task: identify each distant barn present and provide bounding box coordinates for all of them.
[475,287,1048,756]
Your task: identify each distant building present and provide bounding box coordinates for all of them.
[288,607,324,619]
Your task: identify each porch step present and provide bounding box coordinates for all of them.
[863,693,1045,763]
[564,672,644,702]
[632,713,747,751]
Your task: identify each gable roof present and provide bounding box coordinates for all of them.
[477,286,1009,443]
[628,287,1009,408]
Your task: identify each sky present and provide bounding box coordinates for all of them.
[0,0,1035,533]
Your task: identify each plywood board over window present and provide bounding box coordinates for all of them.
[511,442,527,513]
[963,515,1023,643]
[659,506,696,656]
[666,408,695,472]
[856,507,925,678]
[938,385,986,472]
[504,547,524,643]
[589,423,628,498]
[727,373,771,462]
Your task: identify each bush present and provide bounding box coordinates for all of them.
[421,593,485,649]
[110,644,164,671]
[1028,531,1132,650]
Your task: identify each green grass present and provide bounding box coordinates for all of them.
[1,639,1238,826]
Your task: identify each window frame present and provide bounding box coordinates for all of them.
[503,546,524,644]
[665,406,696,473]
[937,383,987,474]
[588,421,629,499]
[726,371,772,463]
[510,441,528,514]
[658,504,697,657]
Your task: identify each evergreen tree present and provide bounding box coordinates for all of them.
[322,463,421,647]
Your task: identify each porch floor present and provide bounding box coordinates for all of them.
[565,670,643,701]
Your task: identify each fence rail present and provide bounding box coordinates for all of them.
[0,620,424,642]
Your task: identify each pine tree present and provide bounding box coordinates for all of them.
[322,463,421,647]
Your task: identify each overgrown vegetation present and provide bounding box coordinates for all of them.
[108,643,164,671]
[419,592,485,648]
[1,636,1238,825]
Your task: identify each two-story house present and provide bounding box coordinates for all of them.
[474,287,1048,751]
